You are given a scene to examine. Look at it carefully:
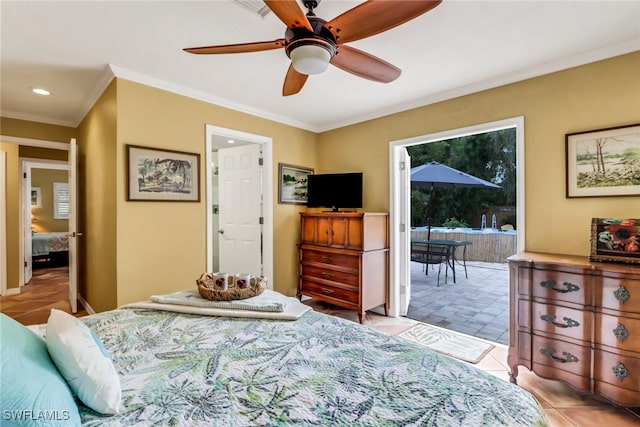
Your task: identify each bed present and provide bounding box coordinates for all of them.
[7,293,548,426]
[32,232,69,267]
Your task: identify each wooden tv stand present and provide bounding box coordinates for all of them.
[507,252,640,406]
[298,212,389,323]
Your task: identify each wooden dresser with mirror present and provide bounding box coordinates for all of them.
[507,252,640,406]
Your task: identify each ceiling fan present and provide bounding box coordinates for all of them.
[184,0,442,96]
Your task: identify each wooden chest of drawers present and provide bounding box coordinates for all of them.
[508,252,640,406]
[298,212,389,323]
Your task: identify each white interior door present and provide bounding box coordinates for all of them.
[68,138,78,313]
[398,149,412,316]
[23,167,33,284]
[217,144,262,276]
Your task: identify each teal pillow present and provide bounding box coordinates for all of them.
[0,314,81,427]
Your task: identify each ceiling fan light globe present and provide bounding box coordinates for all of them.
[290,44,331,75]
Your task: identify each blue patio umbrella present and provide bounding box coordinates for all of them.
[410,161,501,240]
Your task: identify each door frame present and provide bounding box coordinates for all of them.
[0,135,71,293]
[20,158,69,286]
[388,116,525,317]
[0,151,7,295]
[204,125,274,284]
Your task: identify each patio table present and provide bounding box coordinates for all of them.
[411,238,472,283]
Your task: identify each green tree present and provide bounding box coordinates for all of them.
[407,128,516,228]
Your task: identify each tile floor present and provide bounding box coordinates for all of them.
[304,299,640,427]
[407,260,510,344]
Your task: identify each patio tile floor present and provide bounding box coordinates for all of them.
[407,260,509,344]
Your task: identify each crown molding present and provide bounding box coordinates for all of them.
[71,66,116,127]
[317,39,640,132]
[108,65,319,133]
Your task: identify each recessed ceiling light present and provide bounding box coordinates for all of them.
[32,88,50,96]
[227,139,235,144]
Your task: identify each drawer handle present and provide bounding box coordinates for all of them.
[614,285,630,304]
[321,288,334,294]
[321,256,334,262]
[539,280,580,293]
[539,347,579,364]
[613,324,629,342]
[321,272,334,278]
[540,314,580,329]
[612,362,629,382]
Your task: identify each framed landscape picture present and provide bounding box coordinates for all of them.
[590,218,640,264]
[566,123,640,198]
[278,163,313,204]
[127,145,200,202]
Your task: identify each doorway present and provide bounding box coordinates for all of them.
[205,125,274,285]
[388,117,525,323]
[0,136,78,315]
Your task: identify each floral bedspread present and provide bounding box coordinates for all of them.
[32,232,69,256]
[47,308,548,426]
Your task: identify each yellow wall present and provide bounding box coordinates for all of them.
[1,117,77,142]
[319,52,640,256]
[0,143,20,289]
[2,52,638,305]
[113,79,317,306]
[76,80,118,312]
[31,169,69,233]
[1,119,76,290]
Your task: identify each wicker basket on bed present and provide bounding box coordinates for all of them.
[196,273,266,301]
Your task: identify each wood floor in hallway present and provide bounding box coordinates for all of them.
[0,266,87,326]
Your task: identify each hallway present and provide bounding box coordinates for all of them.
[0,267,86,325]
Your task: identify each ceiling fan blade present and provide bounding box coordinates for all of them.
[184,39,285,55]
[331,45,400,83]
[325,0,442,44]
[282,64,309,96]
[264,0,313,32]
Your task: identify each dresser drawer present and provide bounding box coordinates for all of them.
[598,276,640,314]
[531,269,590,305]
[594,349,640,393]
[301,249,360,270]
[301,265,359,286]
[532,335,590,377]
[595,313,640,353]
[300,279,359,304]
[531,302,591,341]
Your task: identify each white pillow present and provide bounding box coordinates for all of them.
[45,309,121,414]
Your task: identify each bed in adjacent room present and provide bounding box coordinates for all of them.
[32,232,69,267]
[6,290,548,426]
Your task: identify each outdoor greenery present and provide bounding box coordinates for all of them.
[408,128,516,228]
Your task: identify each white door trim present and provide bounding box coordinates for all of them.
[388,116,525,317]
[0,136,71,296]
[204,125,274,285]
[0,151,7,295]
[19,159,69,287]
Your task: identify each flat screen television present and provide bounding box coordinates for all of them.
[307,172,363,212]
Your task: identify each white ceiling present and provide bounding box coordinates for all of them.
[1,1,639,133]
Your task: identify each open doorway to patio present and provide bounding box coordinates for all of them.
[388,117,525,346]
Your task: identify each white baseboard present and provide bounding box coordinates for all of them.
[78,294,95,315]
[2,287,20,296]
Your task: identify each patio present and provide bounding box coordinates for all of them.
[407,260,509,345]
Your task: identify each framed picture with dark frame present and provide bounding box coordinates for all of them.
[566,123,640,198]
[589,218,640,264]
[127,145,200,202]
[278,163,314,205]
[31,187,42,208]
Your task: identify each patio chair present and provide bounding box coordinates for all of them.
[410,242,450,286]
